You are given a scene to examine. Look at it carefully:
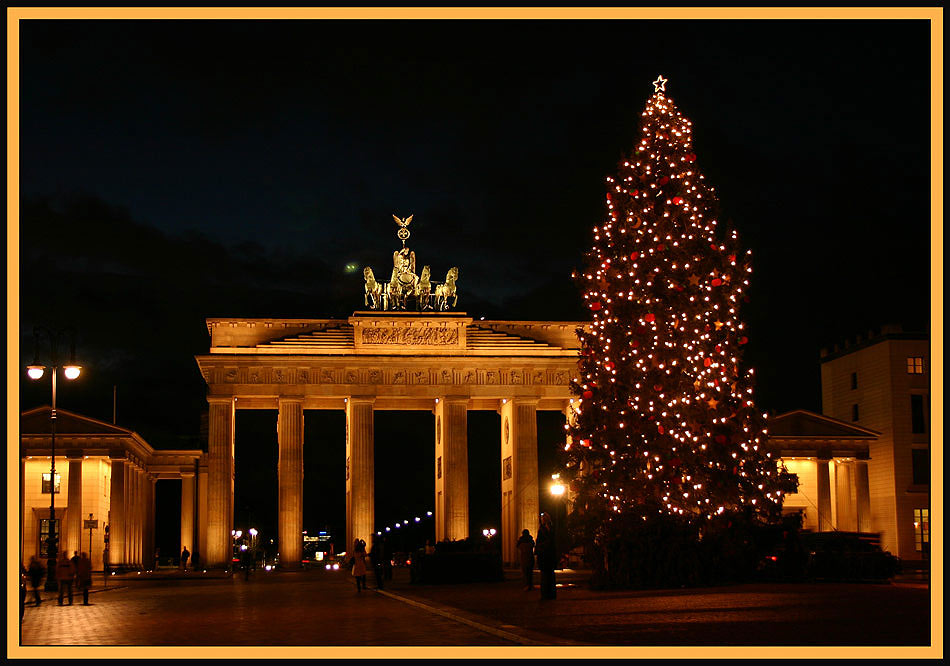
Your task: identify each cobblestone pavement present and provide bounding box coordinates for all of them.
[381,569,935,649]
[16,568,516,652]
[14,567,936,657]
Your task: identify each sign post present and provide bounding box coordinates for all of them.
[84,513,98,555]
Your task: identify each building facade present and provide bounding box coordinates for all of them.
[20,407,203,572]
[818,327,931,560]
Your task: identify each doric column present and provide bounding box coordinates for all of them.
[180,470,196,557]
[500,398,540,567]
[834,460,857,531]
[147,474,157,569]
[434,397,469,542]
[816,456,833,532]
[278,398,305,569]
[207,398,236,568]
[132,467,142,567]
[346,397,375,550]
[65,452,84,558]
[197,463,209,567]
[108,456,127,569]
[855,460,872,532]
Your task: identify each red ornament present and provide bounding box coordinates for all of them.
[580,439,591,448]
[728,254,736,263]
[630,251,639,261]
[711,243,719,250]
[658,176,670,185]
[653,384,664,392]
[711,278,723,287]
[686,153,697,162]
[590,301,602,311]
[631,339,640,348]
[604,361,615,371]
[739,336,749,345]
[672,197,684,205]
[582,390,594,399]
[657,425,665,434]
[657,243,666,251]
[715,344,722,353]
[630,189,639,196]
[704,357,712,367]
[644,313,655,323]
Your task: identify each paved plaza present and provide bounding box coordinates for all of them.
[13,567,936,658]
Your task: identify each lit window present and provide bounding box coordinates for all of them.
[906,357,925,374]
[913,508,929,553]
[41,473,61,494]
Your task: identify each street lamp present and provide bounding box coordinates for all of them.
[27,327,82,591]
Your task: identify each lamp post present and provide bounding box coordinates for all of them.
[549,473,569,568]
[27,327,82,591]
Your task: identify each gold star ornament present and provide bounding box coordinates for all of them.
[653,75,668,92]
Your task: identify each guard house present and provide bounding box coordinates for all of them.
[19,407,204,572]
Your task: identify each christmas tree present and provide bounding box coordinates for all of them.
[564,76,797,586]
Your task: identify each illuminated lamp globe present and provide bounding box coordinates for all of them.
[27,365,46,380]
[63,365,82,380]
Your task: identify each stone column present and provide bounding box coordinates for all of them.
[855,460,872,533]
[346,397,375,550]
[180,471,196,558]
[197,463,209,567]
[146,474,156,569]
[278,398,304,569]
[131,467,141,567]
[207,398,235,568]
[65,453,84,558]
[434,398,469,542]
[108,456,127,569]
[500,398,540,567]
[816,456,833,532]
[834,460,857,532]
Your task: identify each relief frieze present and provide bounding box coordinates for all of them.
[361,327,459,346]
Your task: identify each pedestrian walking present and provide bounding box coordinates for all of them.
[370,534,385,589]
[27,556,44,606]
[536,512,557,600]
[350,539,367,592]
[76,552,93,605]
[180,546,190,571]
[55,550,76,606]
[516,529,536,591]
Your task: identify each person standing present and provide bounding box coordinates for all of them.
[516,529,536,591]
[55,550,76,606]
[351,539,368,592]
[535,513,557,600]
[27,555,44,606]
[75,552,93,605]
[180,546,190,571]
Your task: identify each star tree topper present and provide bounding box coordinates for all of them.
[652,74,668,92]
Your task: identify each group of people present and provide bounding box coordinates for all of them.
[349,535,392,592]
[22,550,94,609]
[517,512,558,599]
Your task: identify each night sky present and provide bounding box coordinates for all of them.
[17,18,932,554]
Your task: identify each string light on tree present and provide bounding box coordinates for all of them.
[563,76,796,541]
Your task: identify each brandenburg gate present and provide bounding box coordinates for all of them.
[194,216,583,568]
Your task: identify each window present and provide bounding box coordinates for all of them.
[911,448,929,485]
[850,372,858,390]
[39,518,60,552]
[911,394,926,433]
[907,357,925,374]
[41,473,61,494]
[851,404,860,422]
[913,508,929,554]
